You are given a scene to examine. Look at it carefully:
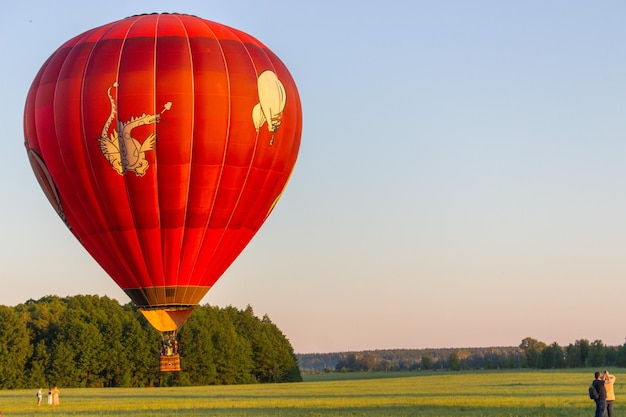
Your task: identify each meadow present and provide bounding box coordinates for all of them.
[0,369,614,416]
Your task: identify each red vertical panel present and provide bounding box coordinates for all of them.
[78,19,155,294]
[176,17,230,290]
[154,14,195,297]
[188,27,259,287]
[115,16,165,297]
[81,21,147,291]
[32,44,103,259]
[54,38,118,277]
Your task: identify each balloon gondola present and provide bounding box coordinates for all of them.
[23,13,302,372]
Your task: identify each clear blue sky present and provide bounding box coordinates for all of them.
[2,1,625,354]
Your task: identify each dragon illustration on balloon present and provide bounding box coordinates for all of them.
[98,82,172,176]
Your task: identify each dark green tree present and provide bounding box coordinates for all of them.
[51,310,105,387]
[248,315,301,382]
[617,342,626,367]
[211,315,254,384]
[519,337,546,368]
[0,305,31,388]
[566,339,591,368]
[605,345,618,366]
[48,337,76,387]
[540,342,565,369]
[122,307,160,387]
[589,340,606,367]
[28,340,49,387]
[178,305,218,385]
[421,354,433,370]
[449,351,461,371]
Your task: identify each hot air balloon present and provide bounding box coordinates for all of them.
[23,13,302,372]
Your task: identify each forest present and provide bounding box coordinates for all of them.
[0,295,301,389]
[3,293,623,390]
[297,336,626,373]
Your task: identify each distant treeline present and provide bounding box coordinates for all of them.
[297,337,626,373]
[0,295,301,389]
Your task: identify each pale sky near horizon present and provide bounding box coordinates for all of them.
[1,1,625,354]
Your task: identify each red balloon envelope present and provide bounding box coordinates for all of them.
[23,13,302,333]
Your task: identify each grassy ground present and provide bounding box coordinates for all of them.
[0,369,615,416]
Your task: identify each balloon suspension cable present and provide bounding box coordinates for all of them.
[160,330,179,356]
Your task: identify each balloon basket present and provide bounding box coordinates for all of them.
[159,353,181,372]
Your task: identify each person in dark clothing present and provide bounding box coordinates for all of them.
[592,371,607,417]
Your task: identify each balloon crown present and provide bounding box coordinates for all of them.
[128,12,198,18]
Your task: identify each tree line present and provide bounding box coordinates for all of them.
[0,295,301,389]
[298,336,626,373]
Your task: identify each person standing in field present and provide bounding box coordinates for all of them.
[36,388,42,406]
[51,386,60,406]
[592,371,607,417]
[603,370,616,417]
[47,388,52,405]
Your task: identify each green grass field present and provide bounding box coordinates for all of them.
[0,369,614,416]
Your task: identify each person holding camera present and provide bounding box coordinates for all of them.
[603,370,616,417]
